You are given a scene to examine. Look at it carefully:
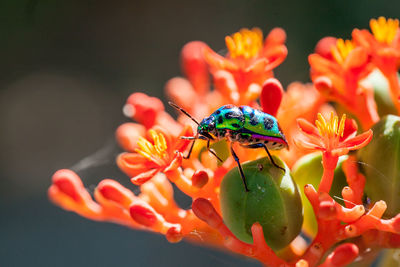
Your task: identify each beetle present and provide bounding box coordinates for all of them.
[169,102,288,192]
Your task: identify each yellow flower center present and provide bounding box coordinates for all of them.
[136,130,168,164]
[315,112,346,138]
[370,17,399,44]
[331,38,355,64]
[225,28,263,59]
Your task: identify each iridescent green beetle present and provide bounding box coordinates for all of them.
[169,103,288,191]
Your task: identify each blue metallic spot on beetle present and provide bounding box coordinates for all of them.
[263,117,274,130]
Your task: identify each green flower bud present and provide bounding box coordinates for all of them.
[220,156,303,251]
[291,152,348,237]
[358,115,400,217]
[363,69,397,117]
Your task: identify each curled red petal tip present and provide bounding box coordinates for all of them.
[191,170,209,188]
[51,169,85,202]
[166,226,183,243]
[260,78,283,117]
[192,198,222,229]
[129,204,157,227]
[315,37,337,60]
[322,243,359,267]
[265,27,287,45]
[96,179,134,208]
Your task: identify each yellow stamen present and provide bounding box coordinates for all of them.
[225,28,263,59]
[136,130,168,162]
[370,17,399,44]
[315,112,346,137]
[338,114,346,137]
[331,38,355,64]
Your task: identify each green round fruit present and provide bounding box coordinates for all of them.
[220,156,303,251]
[364,69,397,117]
[291,152,348,237]
[358,115,400,217]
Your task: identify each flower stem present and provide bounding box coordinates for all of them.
[318,152,339,193]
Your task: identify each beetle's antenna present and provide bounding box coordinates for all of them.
[168,102,199,125]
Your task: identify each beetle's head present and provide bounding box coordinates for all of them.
[198,116,216,139]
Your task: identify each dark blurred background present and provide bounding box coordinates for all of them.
[1,0,399,266]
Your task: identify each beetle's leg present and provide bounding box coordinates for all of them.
[181,136,207,140]
[230,143,249,192]
[241,143,285,172]
[184,134,198,159]
[206,139,223,162]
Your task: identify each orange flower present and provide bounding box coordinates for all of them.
[297,111,372,198]
[353,17,400,113]
[353,17,400,73]
[296,112,372,156]
[309,37,378,129]
[117,127,192,185]
[205,27,287,104]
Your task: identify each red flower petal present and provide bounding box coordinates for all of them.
[115,123,146,152]
[260,78,283,117]
[174,125,194,152]
[263,45,288,71]
[164,153,182,173]
[340,118,358,141]
[339,129,373,151]
[264,27,286,46]
[244,57,267,73]
[352,29,373,50]
[117,153,158,177]
[308,54,340,76]
[293,137,323,151]
[131,169,160,185]
[297,118,321,138]
[344,47,368,70]
[204,47,238,71]
[313,76,338,98]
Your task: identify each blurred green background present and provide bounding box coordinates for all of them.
[1,0,399,266]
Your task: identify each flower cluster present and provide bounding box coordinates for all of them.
[49,18,400,266]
